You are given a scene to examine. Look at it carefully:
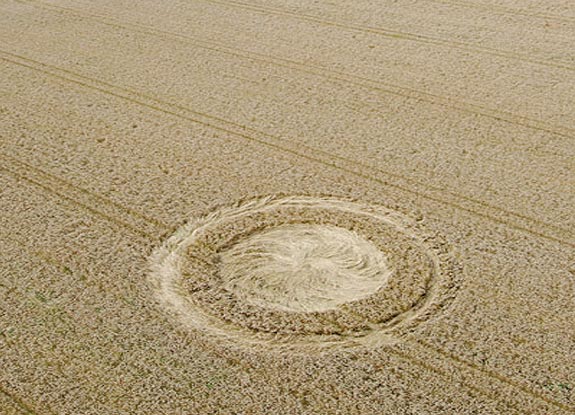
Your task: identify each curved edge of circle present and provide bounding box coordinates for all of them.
[148,195,461,353]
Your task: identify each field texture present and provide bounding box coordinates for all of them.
[1,0,574,414]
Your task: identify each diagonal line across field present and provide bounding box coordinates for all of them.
[0,160,162,241]
[3,231,569,414]
[0,384,45,415]
[407,337,575,414]
[0,234,228,412]
[383,347,524,414]
[423,0,575,24]
[2,2,573,413]
[0,153,170,232]
[1,50,573,249]
[198,0,575,72]
[386,342,573,414]
[16,0,575,142]
[1,50,574,250]
[1,232,300,401]
[1,50,568,409]
[6,149,572,410]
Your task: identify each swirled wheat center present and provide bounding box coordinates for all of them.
[219,224,392,312]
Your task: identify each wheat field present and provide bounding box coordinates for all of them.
[1,0,574,414]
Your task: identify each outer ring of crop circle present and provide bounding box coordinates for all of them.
[149,195,460,352]
[180,206,434,336]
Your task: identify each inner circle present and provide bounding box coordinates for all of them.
[218,224,392,312]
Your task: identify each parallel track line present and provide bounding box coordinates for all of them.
[384,346,524,414]
[1,50,573,248]
[411,337,575,413]
[0,385,43,415]
[19,0,575,141]
[1,164,157,240]
[1,171,570,412]
[2,232,254,398]
[424,0,575,24]
[200,0,575,72]
[0,152,170,231]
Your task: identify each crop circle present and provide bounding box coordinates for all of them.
[149,196,459,351]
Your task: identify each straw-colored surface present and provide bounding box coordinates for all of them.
[1,0,574,414]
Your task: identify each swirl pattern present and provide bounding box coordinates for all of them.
[149,196,459,351]
[220,224,392,312]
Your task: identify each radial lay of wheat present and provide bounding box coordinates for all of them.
[219,223,392,312]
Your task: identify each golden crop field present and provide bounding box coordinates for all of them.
[1,0,574,413]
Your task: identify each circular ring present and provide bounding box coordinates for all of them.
[149,196,460,351]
